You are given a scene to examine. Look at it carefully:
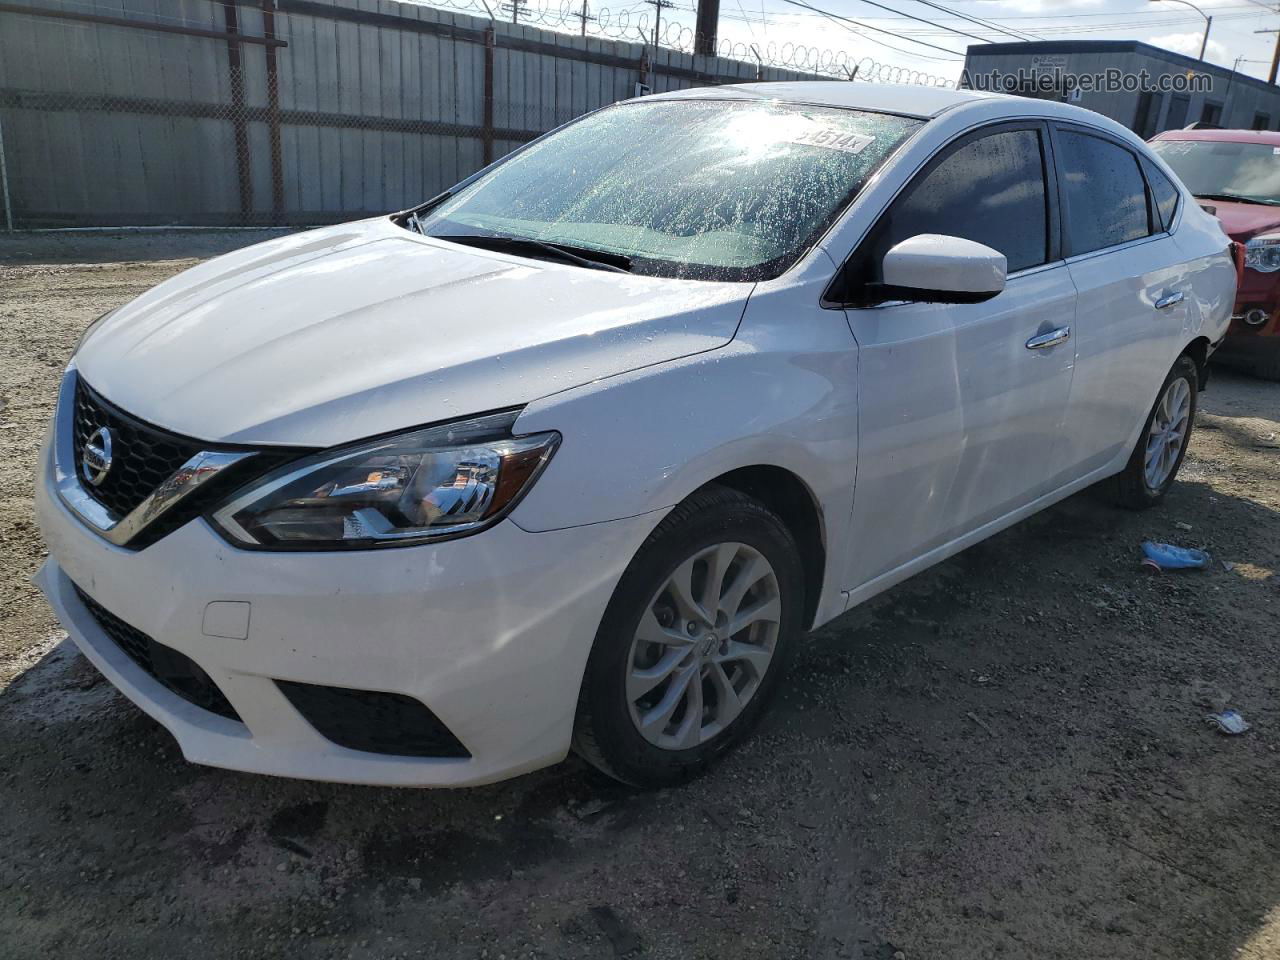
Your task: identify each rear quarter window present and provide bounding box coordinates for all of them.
[1144,160,1181,231]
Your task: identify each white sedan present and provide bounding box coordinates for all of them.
[34,82,1235,787]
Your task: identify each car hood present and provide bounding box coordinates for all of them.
[75,218,751,447]
[1201,198,1280,242]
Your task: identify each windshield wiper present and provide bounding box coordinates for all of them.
[433,234,632,273]
[1195,192,1280,207]
[400,191,454,234]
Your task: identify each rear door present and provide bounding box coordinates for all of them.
[1050,124,1192,485]
[834,122,1079,590]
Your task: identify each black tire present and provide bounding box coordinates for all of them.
[1111,354,1199,510]
[572,484,805,788]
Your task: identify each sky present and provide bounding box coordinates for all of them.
[432,0,1280,86]
[689,0,1280,84]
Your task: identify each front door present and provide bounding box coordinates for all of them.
[832,123,1078,591]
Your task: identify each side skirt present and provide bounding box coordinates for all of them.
[835,459,1125,619]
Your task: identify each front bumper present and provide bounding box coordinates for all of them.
[34,451,662,786]
[1220,266,1280,361]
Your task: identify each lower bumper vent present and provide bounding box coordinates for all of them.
[72,585,242,723]
[275,680,471,758]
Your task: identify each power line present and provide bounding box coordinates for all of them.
[733,0,1271,45]
[778,0,967,56]
[854,32,964,58]
[988,3,1269,18]
[905,0,1041,41]
[734,0,762,40]
[842,0,997,43]
[840,8,1269,35]
[762,0,1272,21]
[771,0,963,58]
[499,0,529,21]
[643,0,676,45]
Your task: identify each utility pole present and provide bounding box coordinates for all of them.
[645,0,675,49]
[578,0,595,35]
[500,0,527,23]
[694,0,720,56]
[1258,28,1280,85]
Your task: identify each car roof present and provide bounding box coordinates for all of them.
[1152,128,1280,145]
[647,81,1007,119]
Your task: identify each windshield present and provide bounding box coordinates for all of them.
[413,99,923,281]
[1150,138,1280,205]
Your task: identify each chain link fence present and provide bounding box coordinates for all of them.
[0,65,587,228]
[0,0,947,230]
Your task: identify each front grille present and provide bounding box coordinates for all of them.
[73,377,206,519]
[66,375,305,549]
[276,681,471,758]
[73,585,242,723]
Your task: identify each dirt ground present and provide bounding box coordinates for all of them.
[2,231,1280,960]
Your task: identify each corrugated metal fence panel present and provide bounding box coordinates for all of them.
[0,0,822,227]
[0,0,255,224]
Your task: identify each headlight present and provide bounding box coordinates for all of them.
[211,411,559,549]
[1245,234,1280,273]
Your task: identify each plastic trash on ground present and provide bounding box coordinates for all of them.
[1205,709,1250,735]
[1141,541,1211,572]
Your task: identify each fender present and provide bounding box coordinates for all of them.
[511,264,859,628]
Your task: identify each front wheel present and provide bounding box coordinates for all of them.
[1111,354,1199,510]
[572,485,804,787]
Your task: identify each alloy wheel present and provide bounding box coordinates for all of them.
[625,542,781,751]
[1144,376,1192,491]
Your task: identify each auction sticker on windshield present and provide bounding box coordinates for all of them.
[788,128,876,154]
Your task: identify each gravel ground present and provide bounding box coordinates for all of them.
[2,232,1280,960]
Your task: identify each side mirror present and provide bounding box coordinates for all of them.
[873,234,1006,305]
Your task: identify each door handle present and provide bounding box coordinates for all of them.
[1026,326,1071,350]
[1155,291,1185,310]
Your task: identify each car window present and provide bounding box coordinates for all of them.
[1148,138,1280,206]
[861,128,1050,277]
[1144,160,1181,231]
[415,100,922,282]
[1056,130,1152,256]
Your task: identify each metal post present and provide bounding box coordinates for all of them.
[222,0,254,220]
[483,26,495,166]
[646,0,674,50]
[694,0,720,56]
[0,115,13,232]
[1199,15,1211,61]
[261,0,285,225]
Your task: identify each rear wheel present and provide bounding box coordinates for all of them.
[1111,354,1198,510]
[573,485,804,787]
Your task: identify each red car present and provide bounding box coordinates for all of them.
[1150,128,1280,380]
